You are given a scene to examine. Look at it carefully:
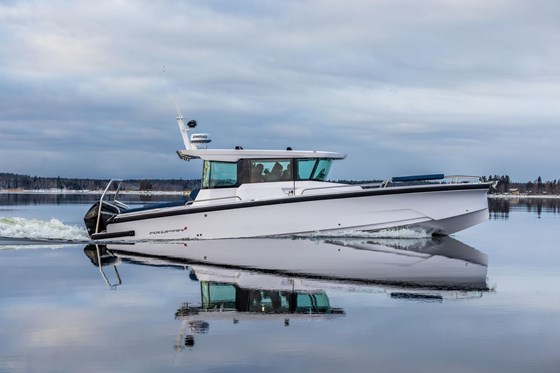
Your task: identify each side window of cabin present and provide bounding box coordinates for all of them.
[202,161,238,188]
[249,159,292,182]
[249,161,266,183]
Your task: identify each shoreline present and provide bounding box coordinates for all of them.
[488,194,560,199]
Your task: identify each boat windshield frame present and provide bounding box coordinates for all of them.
[201,158,335,189]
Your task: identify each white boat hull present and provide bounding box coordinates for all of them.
[103,184,489,240]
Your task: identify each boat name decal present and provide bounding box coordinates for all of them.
[149,227,188,235]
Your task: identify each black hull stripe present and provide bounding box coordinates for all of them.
[91,230,135,240]
[111,183,491,224]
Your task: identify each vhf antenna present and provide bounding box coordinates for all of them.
[163,65,209,151]
[163,65,196,150]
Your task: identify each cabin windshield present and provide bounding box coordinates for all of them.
[296,159,333,181]
[201,158,334,189]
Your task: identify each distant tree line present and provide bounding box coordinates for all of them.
[1,172,559,195]
[482,175,560,195]
[0,172,200,192]
[339,175,560,195]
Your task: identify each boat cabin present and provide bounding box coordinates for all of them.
[201,157,337,189]
[177,149,346,190]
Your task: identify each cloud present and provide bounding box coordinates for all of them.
[1,0,559,181]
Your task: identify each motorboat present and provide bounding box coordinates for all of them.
[84,116,492,240]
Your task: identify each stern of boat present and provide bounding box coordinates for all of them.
[84,179,134,239]
[84,200,123,236]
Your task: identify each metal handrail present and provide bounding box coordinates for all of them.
[95,179,123,234]
[381,175,482,188]
[299,184,360,195]
[359,182,384,189]
[445,175,482,183]
[188,195,242,204]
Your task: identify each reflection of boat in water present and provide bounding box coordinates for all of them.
[84,237,489,349]
[86,236,488,289]
[84,115,491,240]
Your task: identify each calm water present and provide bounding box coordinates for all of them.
[1,195,559,372]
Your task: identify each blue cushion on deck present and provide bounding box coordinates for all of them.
[124,200,188,214]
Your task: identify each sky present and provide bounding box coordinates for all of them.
[1,0,559,182]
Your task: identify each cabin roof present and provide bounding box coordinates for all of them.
[177,149,347,162]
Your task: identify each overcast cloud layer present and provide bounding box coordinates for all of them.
[1,0,559,181]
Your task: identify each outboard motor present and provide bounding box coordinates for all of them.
[83,201,122,236]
